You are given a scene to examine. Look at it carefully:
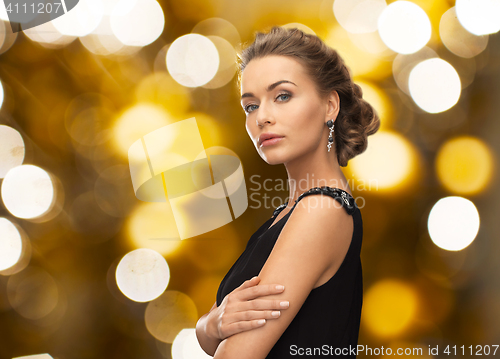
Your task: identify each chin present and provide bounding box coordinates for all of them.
[261,154,286,165]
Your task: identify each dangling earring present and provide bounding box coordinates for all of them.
[326,119,335,152]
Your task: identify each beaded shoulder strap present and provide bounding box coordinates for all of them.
[272,186,357,217]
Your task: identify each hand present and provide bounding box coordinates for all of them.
[206,276,289,341]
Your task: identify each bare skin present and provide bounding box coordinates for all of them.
[197,54,354,358]
[196,277,290,356]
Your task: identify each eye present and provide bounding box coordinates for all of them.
[276,93,291,102]
[244,104,258,114]
[244,92,292,114]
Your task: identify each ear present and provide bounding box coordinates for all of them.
[326,90,340,121]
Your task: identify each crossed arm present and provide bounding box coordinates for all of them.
[212,195,354,359]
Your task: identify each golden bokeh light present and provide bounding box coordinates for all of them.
[349,131,419,192]
[378,1,431,54]
[325,24,393,81]
[282,22,316,35]
[116,248,171,302]
[110,0,165,47]
[202,36,237,89]
[334,0,387,34]
[455,0,500,36]
[191,17,241,47]
[0,79,4,109]
[0,219,31,277]
[135,71,191,117]
[145,290,198,343]
[112,103,172,158]
[166,33,220,88]
[50,0,103,37]
[172,328,212,359]
[435,136,494,194]
[428,196,480,251]
[1,165,57,219]
[0,218,22,271]
[392,46,438,96]
[0,124,25,178]
[79,16,125,56]
[440,7,488,58]
[363,279,420,338]
[126,202,183,255]
[353,79,393,129]
[409,58,461,113]
[7,266,59,320]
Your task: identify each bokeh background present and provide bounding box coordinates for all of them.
[1,0,499,358]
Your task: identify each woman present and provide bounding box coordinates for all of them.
[196,26,380,358]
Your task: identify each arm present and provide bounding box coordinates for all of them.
[212,195,354,359]
[196,301,222,356]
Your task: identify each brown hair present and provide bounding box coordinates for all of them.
[236,26,380,167]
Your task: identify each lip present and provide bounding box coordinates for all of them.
[259,133,284,146]
[260,137,284,147]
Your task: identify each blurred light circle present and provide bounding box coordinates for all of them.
[409,58,461,113]
[0,125,25,178]
[0,21,4,50]
[0,20,18,55]
[0,80,4,109]
[7,266,59,320]
[334,0,387,34]
[435,136,493,194]
[0,1,9,21]
[51,0,104,37]
[282,22,316,35]
[392,47,438,96]
[191,17,241,47]
[166,34,220,87]
[440,7,488,58]
[112,103,171,158]
[428,196,480,251]
[0,222,31,276]
[201,36,237,89]
[349,131,416,190]
[127,202,182,256]
[145,290,198,343]
[364,279,419,338]
[353,80,391,129]
[22,20,69,45]
[116,248,170,302]
[456,0,500,36]
[79,16,125,56]
[0,218,22,271]
[378,1,431,54]
[135,72,191,117]
[110,0,165,47]
[1,165,54,219]
[172,328,212,358]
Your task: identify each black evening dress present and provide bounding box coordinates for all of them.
[216,186,363,358]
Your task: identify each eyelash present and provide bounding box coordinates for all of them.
[244,92,292,114]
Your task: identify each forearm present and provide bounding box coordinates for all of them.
[196,313,222,356]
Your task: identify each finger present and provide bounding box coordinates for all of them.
[238,283,285,301]
[222,318,267,337]
[233,309,282,321]
[234,276,260,292]
[240,299,290,311]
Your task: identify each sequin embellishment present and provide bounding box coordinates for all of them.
[272,186,357,217]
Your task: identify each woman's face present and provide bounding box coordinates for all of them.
[240,55,332,165]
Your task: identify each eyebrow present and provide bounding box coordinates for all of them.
[241,80,297,100]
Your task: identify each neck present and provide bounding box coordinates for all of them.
[283,148,349,207]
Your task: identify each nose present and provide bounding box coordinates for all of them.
[255,102,274,128]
